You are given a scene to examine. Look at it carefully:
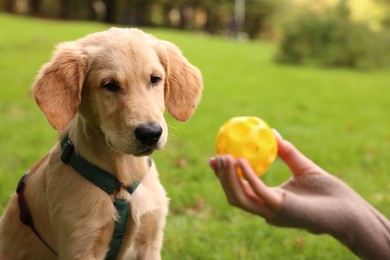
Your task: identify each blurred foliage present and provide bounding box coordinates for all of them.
[0,0,280,39]
[1,0,390,48]
[274,1,390,69]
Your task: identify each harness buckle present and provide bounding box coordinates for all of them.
[61,140,74,164]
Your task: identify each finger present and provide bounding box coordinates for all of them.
[218,155,245,198]
[238,179,279,219]
[208,157,218,173]
[237,158,283,210]
[240,181,267,207]
[216,156,271,216]
[212,155,241,202]
[274,132,325,176]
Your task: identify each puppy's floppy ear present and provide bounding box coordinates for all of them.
[154,41,203,121]
[32,42,88,131]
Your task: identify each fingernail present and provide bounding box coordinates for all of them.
[209,157,221,170]
[272,128,283,139]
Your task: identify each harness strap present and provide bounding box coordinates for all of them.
[106,199,130,260]
[17,172,58,256]
[60,136,143,259]
[61,138,127,195]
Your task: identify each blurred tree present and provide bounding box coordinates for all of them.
[245,0,276,38]
[29,0,42,16]
[164,0,191,29]
[87,0,98,21]
[60,0,71,19]
[158,0,174,27]
[3,0,14,13]
[200,0,228,34]
[103,0,117,23]
[117,0,153,26]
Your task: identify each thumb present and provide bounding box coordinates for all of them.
[274,130,325,177]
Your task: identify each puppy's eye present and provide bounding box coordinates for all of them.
[150,76,161,86]
[102,80,120,92]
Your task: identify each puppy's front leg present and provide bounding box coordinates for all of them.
[134,211,166,260]
[55,218,113,260]
[54,212,114,259]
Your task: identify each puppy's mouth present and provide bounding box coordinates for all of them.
[106,138,157,156]
[133,146,156,157]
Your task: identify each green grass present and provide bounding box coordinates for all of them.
[1,13,389,259]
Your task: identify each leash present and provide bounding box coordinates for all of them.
[17,136,146,259]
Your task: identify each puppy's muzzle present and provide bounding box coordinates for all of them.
[135,122,163,148]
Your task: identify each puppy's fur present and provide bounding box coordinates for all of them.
[0,28,202,259]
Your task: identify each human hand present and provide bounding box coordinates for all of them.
[209,130,326,220]
[210,131,390,259]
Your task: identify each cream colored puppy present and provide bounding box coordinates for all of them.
[0,28,202,259]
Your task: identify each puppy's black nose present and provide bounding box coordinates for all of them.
[135,123,163,147]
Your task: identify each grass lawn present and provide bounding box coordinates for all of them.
[1,13,389,259]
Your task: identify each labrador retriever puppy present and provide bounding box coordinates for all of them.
[0,28,202,259]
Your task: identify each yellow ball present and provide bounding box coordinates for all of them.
[215,116,277,177]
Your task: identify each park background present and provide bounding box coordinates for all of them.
[1,0,390,259]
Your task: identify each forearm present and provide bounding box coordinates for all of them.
[268,173,390,259]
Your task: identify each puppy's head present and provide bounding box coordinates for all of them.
[32,28,203,156]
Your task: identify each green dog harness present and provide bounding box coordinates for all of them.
[17,136,144,259]
[60,136,143,259]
